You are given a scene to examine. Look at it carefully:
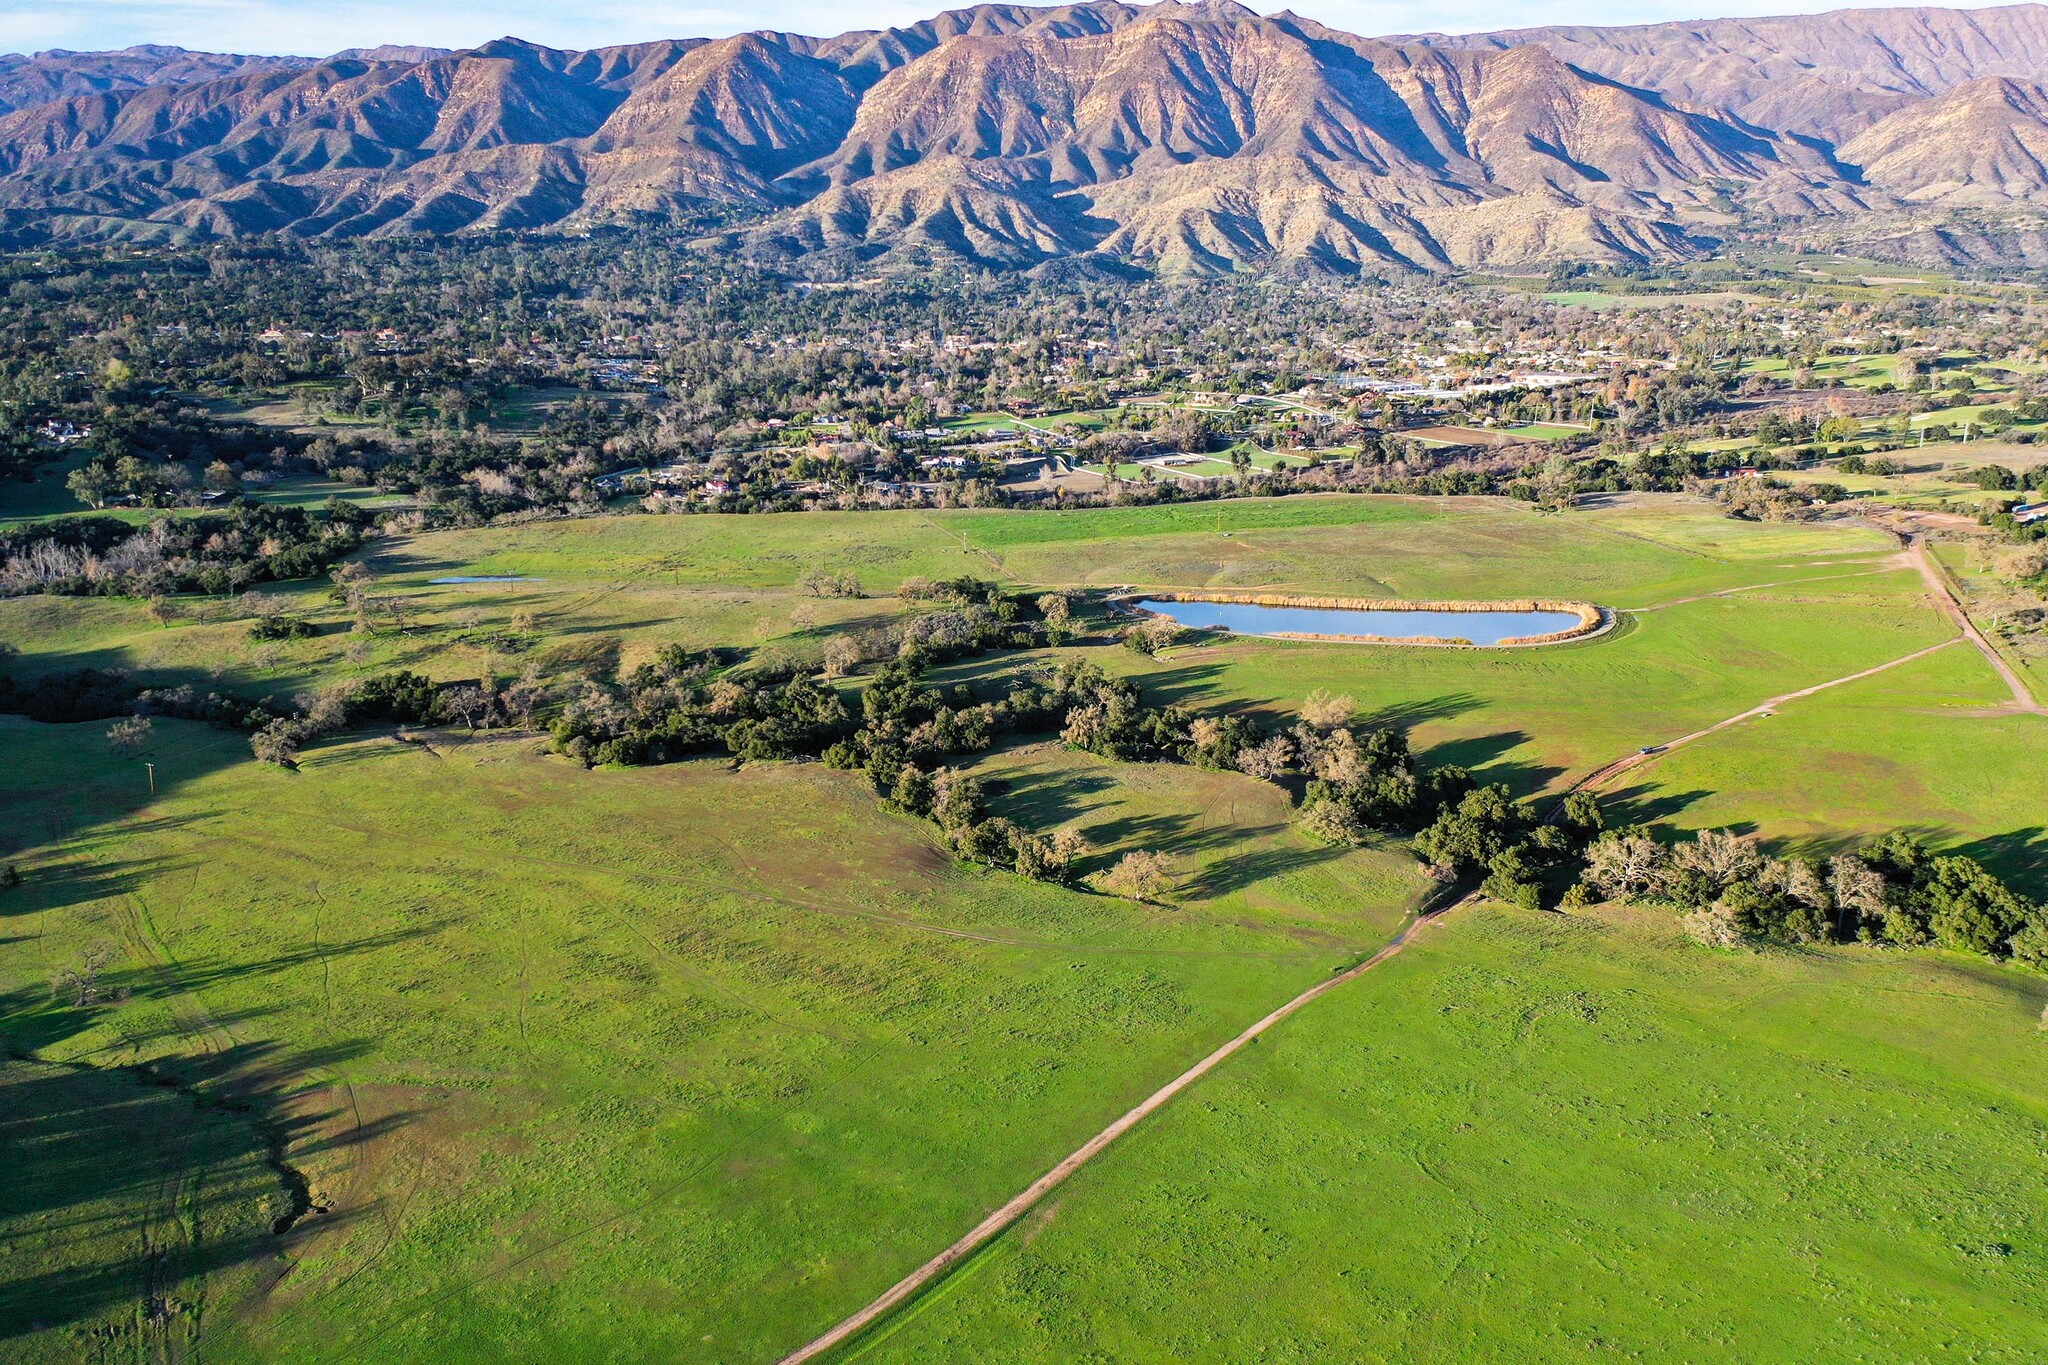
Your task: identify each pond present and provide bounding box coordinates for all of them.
[1129,598,1591,645]
[429,575,544,584]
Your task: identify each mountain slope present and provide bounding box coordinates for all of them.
[0,45,313,117]
[1843,75,2048,202]
[0,3,2045,270]
[1406,3,2048,141]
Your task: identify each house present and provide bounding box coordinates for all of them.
[592,468,649,495]
[2012,502,2048,526]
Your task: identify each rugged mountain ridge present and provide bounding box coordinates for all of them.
[3,2,2048,270]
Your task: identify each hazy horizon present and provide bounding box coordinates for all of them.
[0,0,2024,62]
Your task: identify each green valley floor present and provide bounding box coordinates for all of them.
[2,493,2043,1362]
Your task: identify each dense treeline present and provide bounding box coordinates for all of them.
[535,583,1588,891]
[0,501,371,596]
[5,571,2040,966]
[1580,825,2044,965]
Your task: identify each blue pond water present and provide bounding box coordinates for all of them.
[1132,599,1585,645]
[429,575,543,584]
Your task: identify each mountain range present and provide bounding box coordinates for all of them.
[4,2,2048,272]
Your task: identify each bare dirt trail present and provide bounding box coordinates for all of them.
[1619,563,1895,612]
[1900,532,2045,715]
[1563,636,1966,801]
[773,895,1468,1365]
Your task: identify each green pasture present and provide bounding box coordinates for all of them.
[860,900,2048,1363]
[3,492,2045,1362]
[1494,422,1582,440]
[244,475,413,512]
[1736,352,1905,388]
[1543,288,1774,310]
[1618,642,2044,882]
[1123,565,1949,798]
[0,496,1948,793]
[0,450,99,523]
[1538,290,1635,309]
[1935,540,2048,704]
[1,464,401,528]
[941,410,1108,435]
[0,716,1415,1363]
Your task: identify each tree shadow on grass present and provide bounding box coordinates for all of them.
[1364,692,1487,732]
[1076,810,1282,866]
[2,843,214,920]
[1595,782,1716,829]
[4,923,442,1058]
[0,1021,408,1347]
[1182,841,1351,900]
[0,909,424,1340]
[1417,730,1563,794]
[1131,660,1233,709]
[786,609,908,644]
[1953,826,2048,899]
[980,764,1117,829]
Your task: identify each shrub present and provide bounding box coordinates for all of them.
[249,614,318,641]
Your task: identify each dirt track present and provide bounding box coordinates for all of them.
[1900,531,2045,715]
[773,894,1467,1365]
[1565,635,1968,801]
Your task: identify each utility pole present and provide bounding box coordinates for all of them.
[144,762,155,796]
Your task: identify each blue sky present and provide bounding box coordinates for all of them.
[0,0,1973,58]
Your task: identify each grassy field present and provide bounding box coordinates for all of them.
[1493,422,1584,440]
[856,901,2048,1363]
[0,715,1415,1363]
[0,451,98,523]
[1617,643,2045,884]
[3,492,2045,1362]
[1737,352,1907,388]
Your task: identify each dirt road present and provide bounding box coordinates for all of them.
[774,894,1467,1365]
[1564,636,1966,801]
[1900,532,2044,714]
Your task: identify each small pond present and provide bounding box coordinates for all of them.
[429,575,544,584]
[1130,599,1588,645]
